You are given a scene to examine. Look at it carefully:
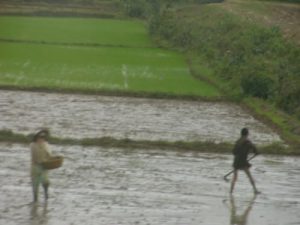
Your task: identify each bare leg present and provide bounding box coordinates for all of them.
[32,177,39,202]
[43,183,49,201]
[244,168,260,194]
[230,170,238,194]
[41,171,50,201]
[33,186,38,202]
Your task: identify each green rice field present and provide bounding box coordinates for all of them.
[0,17,151,47]
[0,16,220,97]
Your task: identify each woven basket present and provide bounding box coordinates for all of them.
[42,156,64,170]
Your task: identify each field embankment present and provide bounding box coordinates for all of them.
[0,1,298,153]
[0,0,122,18]
[1,90,296,155]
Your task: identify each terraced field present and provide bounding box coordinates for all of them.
[0,17,151,47]
[0,7,298,225]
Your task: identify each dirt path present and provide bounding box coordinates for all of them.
[0,90,281,145]
[0,143,299,225]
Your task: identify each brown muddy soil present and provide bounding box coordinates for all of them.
[0,143,299,225]
[0,90,281,145]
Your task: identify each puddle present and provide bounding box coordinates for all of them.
[0,90,281,145]
[0,143,299,225]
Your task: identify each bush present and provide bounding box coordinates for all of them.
[122,0,148,18]
[241,74,274,99]
[278,91,300,118]
[149,4,300,117]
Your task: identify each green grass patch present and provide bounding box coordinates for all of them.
[0,16,151,47]
[0,42,220,97]
[243,97,300,149]
[0,16,220,97]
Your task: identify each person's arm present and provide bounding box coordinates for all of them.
[248,140,258,155]
[31,143,37,164]
[233,142,239,156]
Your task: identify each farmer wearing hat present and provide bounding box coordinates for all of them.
[30,129,52,202]
[230,128,260,194]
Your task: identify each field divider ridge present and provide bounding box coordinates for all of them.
[0,38,154,49]
[0,129,294,155]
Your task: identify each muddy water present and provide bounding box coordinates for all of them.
[0,90,281,145]
[0,143,299,225]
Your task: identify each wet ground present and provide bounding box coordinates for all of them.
[0,90,281,145]
[0,142,299,225]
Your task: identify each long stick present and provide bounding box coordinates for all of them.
[224,154,257,181]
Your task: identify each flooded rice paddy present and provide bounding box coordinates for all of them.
[0,90,281,145]
[0,143,299,225]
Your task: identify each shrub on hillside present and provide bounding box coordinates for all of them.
[241,74,274,99]
[122,0,148,18]
[148,5,300,117]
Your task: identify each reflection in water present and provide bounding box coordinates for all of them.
[230,196,256,225]
[30,202,48,225]
[1,143,299,225]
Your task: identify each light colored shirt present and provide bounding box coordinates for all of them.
[30,142,52,165]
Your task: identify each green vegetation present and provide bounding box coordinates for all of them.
[243,98,300,147]
[149,4,300,115]
[0,16,151,47]
[118,0,300,149]
[0,42,219,96]
[135,1,299,145]
[0,1,299,153]
[0,16,220,97]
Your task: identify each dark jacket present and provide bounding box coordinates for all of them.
[233,137,258,170]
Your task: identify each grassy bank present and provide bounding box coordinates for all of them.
[188,54,300,148]
[0,129,296,155]
[242,98,300,148]
[148,1,300,149]
[0,85,226,102]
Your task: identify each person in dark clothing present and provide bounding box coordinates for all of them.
[230,128,260,194]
